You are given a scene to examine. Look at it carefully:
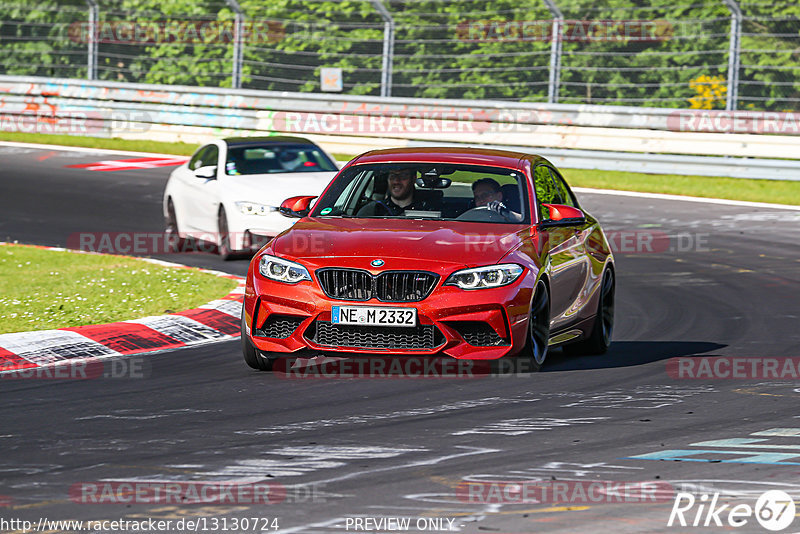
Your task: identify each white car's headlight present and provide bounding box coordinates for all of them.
[259,255,311,284]
[444,264,524,290]
[236,201,274,216]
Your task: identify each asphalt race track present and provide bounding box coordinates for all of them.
[2,144,800,533]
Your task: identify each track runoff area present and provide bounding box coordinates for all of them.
[1,143,799,533]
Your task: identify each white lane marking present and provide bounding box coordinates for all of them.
[451,417,608,436]
[690,438,800,451]
[722,212,800,222]
[753,428,800,437]
[518,461,643,476]
[236,395,540,436]
[201,459,348,478]
[268,446,427,459]
[308,446,500,487]
[76,414,171,421]
[667,479,800,498]
[104,446,429,482]
[573,187,800,211]
[0,141,179,159]
[137,256,244,280]
[549,385,715,409]
[200,447,429,479]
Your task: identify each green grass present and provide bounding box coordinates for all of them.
[0,244,238,334]
[560,168,800,206]
[0,131,199,155]
[2,131,798,206]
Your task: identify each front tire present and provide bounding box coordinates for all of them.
[165,199,186,253]
[241,312,274,371]
[218,207,238,261]
[520,280,550,372]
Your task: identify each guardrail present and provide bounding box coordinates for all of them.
[1,75,799,180]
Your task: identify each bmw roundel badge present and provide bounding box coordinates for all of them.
[371,259,385,267]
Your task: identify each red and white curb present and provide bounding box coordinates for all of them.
[0,244,244,374]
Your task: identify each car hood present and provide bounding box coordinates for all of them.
[221,172,336,206]
[271,217,528,273]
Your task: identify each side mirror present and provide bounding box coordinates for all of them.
[279,195,317,218]
[194,165,217,179]
[539,203,586,228]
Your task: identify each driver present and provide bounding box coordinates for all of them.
[471,178,523,222]
[357,168,434,216]
[278,149,303,171]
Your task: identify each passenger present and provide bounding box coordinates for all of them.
[471,178,523,222]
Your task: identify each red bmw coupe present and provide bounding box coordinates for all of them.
[241,148,614,371]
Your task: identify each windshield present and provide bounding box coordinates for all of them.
[225,144,338,175]
[310,163,529,224]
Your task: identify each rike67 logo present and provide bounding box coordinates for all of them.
[668,490,796,531]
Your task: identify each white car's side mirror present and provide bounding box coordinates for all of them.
[194,165,217,179]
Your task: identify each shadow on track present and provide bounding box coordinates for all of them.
[544,340,726,372]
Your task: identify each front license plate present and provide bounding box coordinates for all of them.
[332,306,417,327]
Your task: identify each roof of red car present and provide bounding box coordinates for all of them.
[348,147,545,170]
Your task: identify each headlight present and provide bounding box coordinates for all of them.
[259,255,311,284]
[236,201,274,216]
[444,264,524,290]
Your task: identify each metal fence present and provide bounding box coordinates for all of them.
[1,0,798,111]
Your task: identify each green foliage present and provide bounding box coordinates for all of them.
[0,0,798,109]
[0,0,87,78]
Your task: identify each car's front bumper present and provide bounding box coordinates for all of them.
[244,267,536,360]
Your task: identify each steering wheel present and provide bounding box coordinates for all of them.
[373,200,393,215]
[357,200,393,217]
[455,206,508,222]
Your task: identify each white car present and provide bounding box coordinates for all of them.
[163,136,339,259]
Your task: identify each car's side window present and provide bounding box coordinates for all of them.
[547,167,579,208]
[199,145,219,168]
[188,146,209,170]
[533,164,560,220]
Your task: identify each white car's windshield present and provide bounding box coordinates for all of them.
[225,144,337,175]
[311,163,529,224]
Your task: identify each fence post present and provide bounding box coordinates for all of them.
[723,0,742,111]
[225,0,244,89]
[542,0,563,104]
[370,0,394,97]
[85,0,98,80]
